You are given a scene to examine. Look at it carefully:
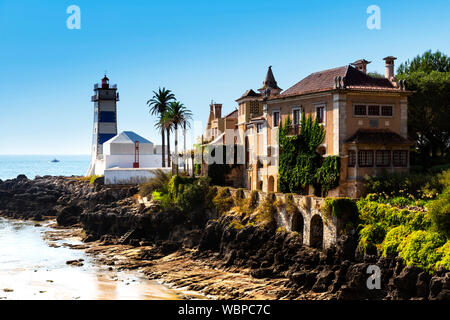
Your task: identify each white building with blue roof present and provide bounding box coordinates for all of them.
[86,76,166,184]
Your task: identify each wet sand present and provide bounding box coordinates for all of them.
[0,218,181,300]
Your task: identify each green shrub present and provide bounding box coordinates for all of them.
[427,188,450,237]
[365,171,439,199]
[314,156,340,196]
[382,225,410,256]
[323,198,359,225]
[358,223,387,255]
[89,175,104,185]
[205,186,218,209]
[212,187,234,215]
[255,196,277,229]
[150,175,209,212]
[398,230,447,271]
[152,190,173,208]
[436,241,450,270]
[139,170,171,197]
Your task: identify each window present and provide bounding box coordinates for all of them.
[292,108,301,125]
[358,150,374,167]
[368,105,380,116]
[316,105,325,124]
[354,105,367,116]
[376,150,391,167]
[382,105,393,117]
[256,123,263,133]
[273,111,280,127]
[349,151,356,167]
[393,150,408,167]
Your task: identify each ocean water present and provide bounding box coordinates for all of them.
[0,155,90,181]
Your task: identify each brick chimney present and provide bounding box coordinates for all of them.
[213,103,222,119]
[351,59,371,74]
[383,56,397,81]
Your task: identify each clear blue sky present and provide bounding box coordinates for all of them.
[1,0,449,155]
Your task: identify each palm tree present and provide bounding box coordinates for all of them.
[182,120,191,173]
[166,101,192,174]
[147,88,175,167]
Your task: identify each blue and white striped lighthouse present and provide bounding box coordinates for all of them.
[86,75,119,176]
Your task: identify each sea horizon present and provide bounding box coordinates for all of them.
[0,155,90,180]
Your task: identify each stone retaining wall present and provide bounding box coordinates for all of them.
[229,189,342,250]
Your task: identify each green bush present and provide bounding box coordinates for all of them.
[89,175,104,185]
[427,188,450,237]
[152,190,173,208]
[382,225,410,256]
[314,156,340,196]
[436,241,450,270]
[255,195,277,229]
[398,230,447,271]
[139,170,171,197]
[358,223,387,255]
[212,187,234,215]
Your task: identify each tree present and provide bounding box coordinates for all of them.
[147,88,175,167]
[398,50,450,75]
[396,51,450,167]
[166,101,192,174]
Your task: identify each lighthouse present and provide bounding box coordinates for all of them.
[86,75,119,176]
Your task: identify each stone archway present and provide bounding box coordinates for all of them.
[291,213,304,237]
[268,176,275,193]
[310,214,324,249]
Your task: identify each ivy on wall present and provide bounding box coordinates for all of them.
[278,113,340,196]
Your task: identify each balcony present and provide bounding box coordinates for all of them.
[93,83,117,90]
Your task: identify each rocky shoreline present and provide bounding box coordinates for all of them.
[0,175,449,300]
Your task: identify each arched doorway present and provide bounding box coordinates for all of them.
[291,213,304,237]
[257,180,263,191]
[310,215,323,249]
[268,176,275,192]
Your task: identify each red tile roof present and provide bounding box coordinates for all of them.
[277,65,400,98]
[345,129,414,145]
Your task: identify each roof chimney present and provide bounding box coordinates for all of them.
[211,103,222,119]
[351,59,371,74]
[383,56,397,81]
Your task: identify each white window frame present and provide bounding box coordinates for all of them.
[315,104,326,125]
[256,122,264,134]
[291,106,302,125]
[353,103,395,118]
[272,109,280,128]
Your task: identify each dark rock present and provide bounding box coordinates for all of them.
[390,266,421,299]
[251,268,273,279]
[56,205,82,226]
[312,269,335,292]
[290,271,307,286]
